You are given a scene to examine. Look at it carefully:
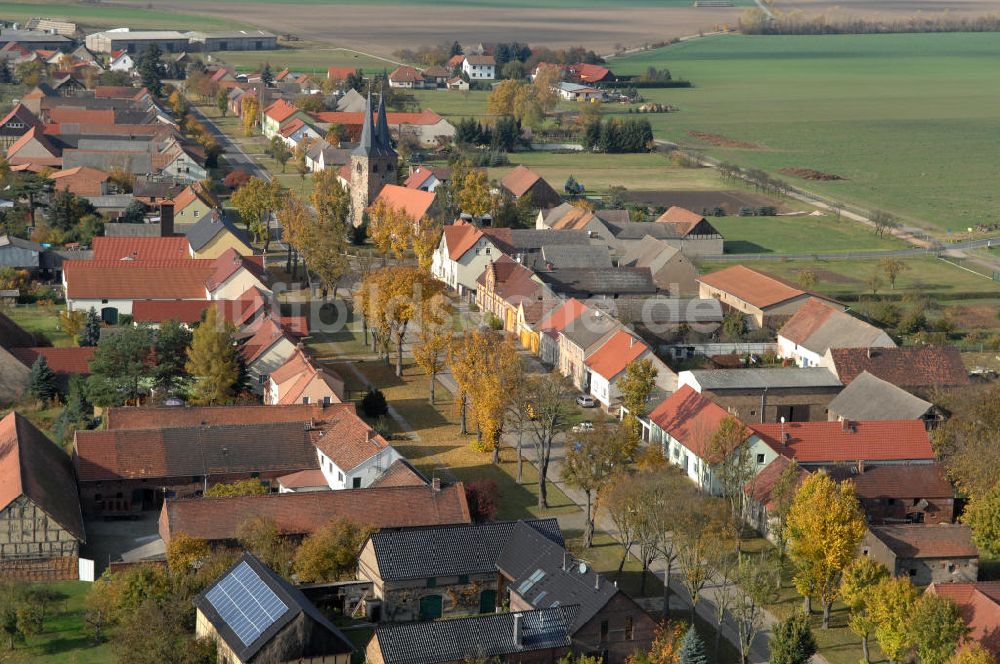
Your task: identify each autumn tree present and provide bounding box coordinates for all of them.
[964,481,1000,557]
[871,209,901,238]
[165,534,211,573]
[367,199,412,259]
[768,460,802,566]
[185,307,239,405]
[278,191,311,278]
[880,257,908,289]
[216,89,229,117]
[203,479,267,498]
[456,168,495,219]
[675,494,727,621]
[236,516,295,579]
[840,556,889,663]
[241,94,259,136]
[868,576,918,664]
[617,357,658,453]
[909,593,969,664]
[563,418,628,547]
[796,268,818,289]
[949,647,997,664]
[707,415,754,529]
[304,169,351,296]
[412,215,442,272]
[231,176,282,252]
[785,470,866,627]
[935,384,1000,500]
[603,476,643,582]
[521,371,572,505]
[627,622,683,664]
[293,518,374,583]
[733,551,779,664]
[645,468,695,621]
[411,293,453,404]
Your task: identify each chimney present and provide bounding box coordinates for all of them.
[513,613,523,647]
[159,201,174,237]
[563,551,571,571]
[431,477,441,492]
[857,459,865,474]
[595,573,601,590]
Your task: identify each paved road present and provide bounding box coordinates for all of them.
[189,105,271,182]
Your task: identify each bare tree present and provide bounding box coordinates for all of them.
[522,372,573,508]
[563,419,628,547]
[871,209,901,238]
[732,551,780,664]
[603,477,642,581]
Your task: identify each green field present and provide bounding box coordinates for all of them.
[609,33,1000,234]
[167,0,752,7]
[14,581,112,664]
[710,214,907,255]
[0,1,245,30]
[214,47,398,75]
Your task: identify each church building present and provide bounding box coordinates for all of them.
[350,92,398,227]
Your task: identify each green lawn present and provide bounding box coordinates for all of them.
[0,1,245,30]
[710,214,907,255]
[214,47,399,75]
[165,0,753,7]
[3,304,73,347]
[14,581,113,664]
[608,33,1000,234]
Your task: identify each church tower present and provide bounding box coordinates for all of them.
[350,91,398,227]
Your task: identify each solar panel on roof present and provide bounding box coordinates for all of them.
[205,561,289,647]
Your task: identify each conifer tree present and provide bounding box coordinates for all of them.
[80,308,101,347]
[680,625,708,664]
[27,355,57,402]
[185,308,238,405]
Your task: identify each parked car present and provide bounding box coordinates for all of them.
[572,421,594,434]
[576,395,596,408]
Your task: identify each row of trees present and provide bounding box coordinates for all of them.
[487,66,562,128]
[582,118,655,153]
[718,161,792,199]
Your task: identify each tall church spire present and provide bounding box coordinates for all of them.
[352,91,377,157]
[374,88,396,158]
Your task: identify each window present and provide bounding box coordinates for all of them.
[302,396,310,404]
[338,471,344,481]
[427,577,437,588]
[756,453,765,464]
[193,210,199,218]
[947,564,956,573]
[323,396,331,405]
[625,616,634,641]
[352,477,362,489]
[909,569,917,576]
[887,498,896,505]
[600,620,609,642]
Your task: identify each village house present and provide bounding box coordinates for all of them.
[555,81,603,102]
[537,297,587,368]
[535,265,657,300]
[48,166,111,197]
[366,607,576,664]
[743,455,809,540]
[266,346,345,406]
[823,345,970,397]
[240,316,300,388]
[558,307,621,391]
[498,522,657,663]
[462,54,496,80]
[195,552,354,664]
[749,418,936,467]
[185,210,256,259]
[159,481,471,546]
[0,235,44,271]
[311,406,402,490]
[777,298,895,367]
[262,98,311,140]
[501,165,562,209]
[647,386,780,494]
[357,519,563,622]
[0,103,39,150]
[107,49,135,73]
[622,236,700,296]
[388,65,427,89]
[567,63,617,83]
[431,220,499,298]
[404,165,450,192]
[171,181,219,225]
[678,367,844,423]
[585,329,677,410]
[826,371,942,428]
[475,254,552,333]
[927,582,1000,655]
[698,265,823,328]
[862,524,978,585]
[830,463,955,524]
[0,412,86,581]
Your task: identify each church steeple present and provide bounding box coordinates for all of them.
[374,89,396,158]
[349,88,398,227]
[352,90,395,158]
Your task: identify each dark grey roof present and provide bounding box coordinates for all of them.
[0,235,44,253]
[560,309,619,351]
[352,92,395,159]
[185,209,252,252]
[485,228,594,254]
[537,267,656,297]
[370,518,563,582]
[826,371,932,421]
[133,179,185,199]
[83,194,136,210]
[65,151,152,175]
[603,297,724,325]
[373,605,577,664]
[535,244,612,270]
[498,521,619,631]
[686,367,842,391]
[607,221,688,241]
[194,552,354,663]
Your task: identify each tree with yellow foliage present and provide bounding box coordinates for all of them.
[456,168,494,219]
[868,576,917,664]
[785,470,866,627]
[411,215,442,272]
[949,647,997,664]
[367,199,412,259]
[241,94,259,136]
[487,79,524,117]
[840,556,890,663]
[231,176,282,253]
[532,64,562,113]
[411,291,452,404]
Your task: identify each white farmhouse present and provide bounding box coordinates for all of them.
[430,220,501,298]
[313,410,403,490]
[462,55,496,81]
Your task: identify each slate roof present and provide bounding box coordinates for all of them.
[559,307,619,351]
[869,524,977,559]
[0,412,85,541]
[369,518,563,581]
[498,521,619,631]
[161,483,471,542]
[483,228,593,255]
[684,367,842,391]
[73,421,321,482]
[750,420,934,463]
[826,371,933,421]
[535,244,612,270]
[0,234,43,254]
[779,298,894,356]
[537,267,656,296]
[185,210,252,253]
[372,606,576,664]
[194,552,354,663]
[698,265,807,309]
[827,346,969,388]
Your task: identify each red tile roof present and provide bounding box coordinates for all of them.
[47,107,115,125]
[834,463,953,501]
[405,165,449,190]
[744,456,808,510]
[928,582,1000,654]
[443,220,484,261]
[73,421,321,482]
[538,298,586,339]
[276,469,329,490]
[48,165,110,196]
[827,346,969,388]
[92,236,191,261]
[698,265,807,309]
[656,206,705,229]
[10,347,96,375]
[389,65,423,83]
[750,419,934,464]
[241,316,293,364]
[585,329,649,381]
[313,409,392,472]
[160,482,471,543]
[269,347,344,405]
[63,259,213,300]
[501,165,544,198]
[105,402,353,430]
[569,63,612,82]
[0,412,85,541]
[869,523,977,559]
[264,98,300,123]
[131,300,211,324]
[372,184,435,222]
[648,385,735,459]
[327,66,356,81]
[171,182,217,211]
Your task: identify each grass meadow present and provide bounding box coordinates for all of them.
[0,1,244,31]
[164,0,753,7]
[609,33,1000,234]
[214,47,398,75]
